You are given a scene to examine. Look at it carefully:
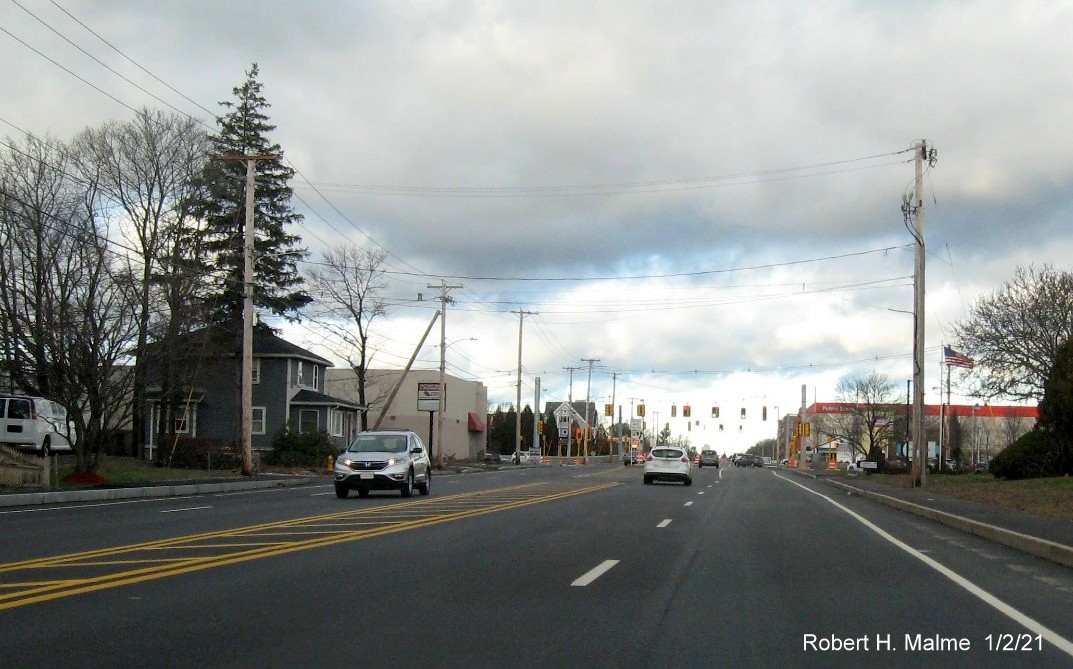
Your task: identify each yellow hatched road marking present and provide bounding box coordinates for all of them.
[0,480,619,610]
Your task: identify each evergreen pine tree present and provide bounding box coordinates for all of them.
[193,63,311,328]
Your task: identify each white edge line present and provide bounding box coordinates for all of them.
[160,506,213,514]
[773,472,1073,659]
[571,559,619,587]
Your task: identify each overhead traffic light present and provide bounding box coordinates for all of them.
[683,405,691,418]
[762,406,768,421]
[637,404,645,417]
[711,406,719,418]
[605,404,614,417]
[671,404,677,418]
[740,407,746,420]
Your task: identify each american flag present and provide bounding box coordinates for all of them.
[943,346,974,369]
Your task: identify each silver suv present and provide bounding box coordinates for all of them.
[334,430,432,498]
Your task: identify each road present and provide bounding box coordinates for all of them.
[1,464,1071,668]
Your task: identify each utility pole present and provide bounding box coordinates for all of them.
[610,371,617,462]
[219,154,278,477]
[512,310,537,457]
[581,358,599,464]
[562,366,582,460]
[429,280,463,468]
[904,139,936,487]
[533,376,541,456]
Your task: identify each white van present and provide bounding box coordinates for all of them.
[0,395,75,456]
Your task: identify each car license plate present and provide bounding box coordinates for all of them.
[359,472,374,480]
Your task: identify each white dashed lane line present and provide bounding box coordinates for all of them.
[657,519,673,528]
[571,560,620,587]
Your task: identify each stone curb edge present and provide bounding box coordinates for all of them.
[823,477,1073,570]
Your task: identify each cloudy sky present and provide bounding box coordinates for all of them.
[3,1,1070,451]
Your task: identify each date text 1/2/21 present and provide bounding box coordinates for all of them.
[986,634,1042,652]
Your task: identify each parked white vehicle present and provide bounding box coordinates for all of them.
[0,395,75,456]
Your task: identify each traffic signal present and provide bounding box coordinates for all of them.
[605,404,613,417]
[711,406,719,418]
[740,407,746,420]
[683,404,691,418]
[671,404,677,418]
[762,406,767,421]
[719,423,724,431]
[637,404,645,417]
[538,420,544,433]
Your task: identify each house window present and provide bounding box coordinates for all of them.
[312,365,319,390]
[252,407,266,435]
[251,359,261,384]
[295,361,303,387]
[330,410,343,437]
[299,409,319,433]
[173,404,196,434]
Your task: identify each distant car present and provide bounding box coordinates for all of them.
[0,395,75,456]
[736,454,763,468]
[483,451,502,464]
[973,461,990,474]
[334,430,432,498]
[643,446,693,486]
[699,450,719,468]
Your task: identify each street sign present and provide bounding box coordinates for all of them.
[417,382,442,412]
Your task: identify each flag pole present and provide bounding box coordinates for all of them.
[938,345,945,469]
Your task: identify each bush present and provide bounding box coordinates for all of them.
[265,426,336,468]
[989,430,1063,480]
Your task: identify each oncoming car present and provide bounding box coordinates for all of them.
[334,430,432,498]
[643,446,693,486]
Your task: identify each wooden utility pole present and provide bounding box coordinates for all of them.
[219,154,278,477]
[907,140,936,487]
[429,281,462,468]
[512,310,537,456]
[581,358,600,464]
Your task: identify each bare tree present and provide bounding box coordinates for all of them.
[953,264,1073,403]
[825,371,902,461]
[0,133,138,473]
[73,109,210,456]
[306,245,390,430]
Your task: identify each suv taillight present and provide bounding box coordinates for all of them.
[645,454,652,461]
[681,457,689,462]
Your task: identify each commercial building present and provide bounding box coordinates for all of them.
[326,368,487,462]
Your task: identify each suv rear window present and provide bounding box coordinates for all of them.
[652,448,684,459]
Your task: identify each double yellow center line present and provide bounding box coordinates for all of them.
[0,480,619,610]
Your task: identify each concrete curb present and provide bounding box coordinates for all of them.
[824,478,1073,570]
[0,476,320,508]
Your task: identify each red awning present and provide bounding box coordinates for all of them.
[467,412,485,432]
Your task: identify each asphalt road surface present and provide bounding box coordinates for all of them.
[2,464,1072,668]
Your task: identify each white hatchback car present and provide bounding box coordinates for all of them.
[643,446,693,486]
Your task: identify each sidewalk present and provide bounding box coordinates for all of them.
[788,468,1073,569]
